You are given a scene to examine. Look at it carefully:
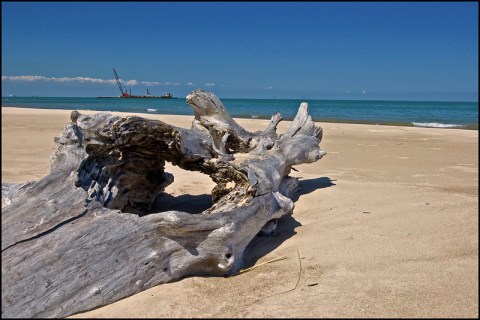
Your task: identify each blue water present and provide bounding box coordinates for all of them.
[2,96,478,129]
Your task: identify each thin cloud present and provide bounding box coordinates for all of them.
[2,75,47,82]
[204,83,216,87]
[2,75,120,84]
[123,80,138,86]
[2,75,192,87]
[141,81,161,86]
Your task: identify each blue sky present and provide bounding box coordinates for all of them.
[1,1,478,101]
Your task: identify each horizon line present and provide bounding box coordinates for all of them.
[2,95,478,104]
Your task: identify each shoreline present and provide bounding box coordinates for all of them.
[2,106,478,317]
[2,106,478,130]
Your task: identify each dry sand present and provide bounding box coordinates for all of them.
[2,107,478,318]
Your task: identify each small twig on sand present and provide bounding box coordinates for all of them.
[229,255,287,277]
[247,249,303,305]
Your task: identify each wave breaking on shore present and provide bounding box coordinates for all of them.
[412,122,465,128]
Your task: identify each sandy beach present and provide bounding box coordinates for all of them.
[2,107,478,318]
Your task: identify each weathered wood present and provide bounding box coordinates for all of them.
[1,89,326,318]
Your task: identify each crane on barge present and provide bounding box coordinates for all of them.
[113,68,130,97]
[111,67,177,99]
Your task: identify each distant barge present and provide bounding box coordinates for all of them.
[97,92,177,99]
[101,68,177,99]
[119,91,176,99]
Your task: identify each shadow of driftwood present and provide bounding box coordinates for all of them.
[241,176,336,270]
[151,193,212,214]
[241,214,301,270]
[291,176,337,202]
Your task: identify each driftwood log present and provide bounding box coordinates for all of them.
[1,90,326,318]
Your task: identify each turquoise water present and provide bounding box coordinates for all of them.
[2,96,478,129]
